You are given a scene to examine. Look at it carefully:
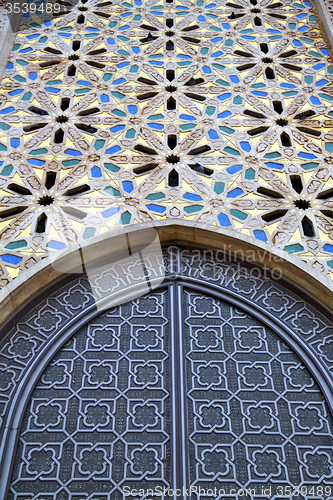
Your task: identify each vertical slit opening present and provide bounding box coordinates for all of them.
[36,213,47,234]
[168,135,177,150]
[45,172,57,190]
[72,41,81,51]
[291,175,303,194]
[168,169,179,187]
[167,70,175,81]
[54,129,64,143]
[60,98,70,111]
[166,40,174,51]
[67,64,76,76]
[167,96,176,110]
[77,14,85,23]
[273,101,283,114]
[265,67,275,79]
[254,16,262,26]
[280,132,291,147]
[302,217,315,237]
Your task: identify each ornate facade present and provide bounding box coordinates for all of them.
[1,1,333,499]
[0,0,333,284]
[0,245,333,499]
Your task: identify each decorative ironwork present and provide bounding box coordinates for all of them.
[184,290,333,497]
[9,291,171,499]
[0,246,332,498]
[6,284,333,499]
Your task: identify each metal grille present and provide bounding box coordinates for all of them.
[9,291,171,500]
[184,290,333,498]
[8,284,333,500]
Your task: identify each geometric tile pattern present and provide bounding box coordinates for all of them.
[1,0,333,287]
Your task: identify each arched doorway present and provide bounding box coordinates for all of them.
[1,243,333,499]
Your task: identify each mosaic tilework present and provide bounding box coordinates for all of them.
[1,0,333,287]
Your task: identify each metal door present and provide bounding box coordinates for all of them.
[8,283,333,500]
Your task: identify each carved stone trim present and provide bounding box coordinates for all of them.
[0,222,332,329]
[315,0,333,50]
[0,1,23,79]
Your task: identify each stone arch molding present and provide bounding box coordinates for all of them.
[0,224,333,497]
[1,220,333,322]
